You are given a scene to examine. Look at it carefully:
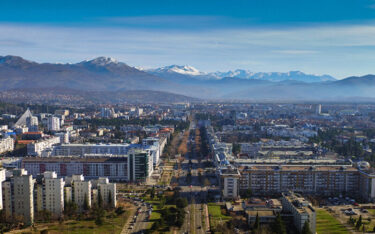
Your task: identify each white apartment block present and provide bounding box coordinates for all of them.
[42,172,64,217]
[72,175,92,211]
[47,116,60,131]
[0,137,14,154]
[55,132,69,144]
[142,137,167,166]
[26,116,38,131]
[27,136,60,156]
[96,177,116,208]
[219,167,241,199]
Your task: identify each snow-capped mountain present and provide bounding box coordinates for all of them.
[147,65,336,83]
[79,56,122,66]
[149,65,205,76]
[209,69,336,82]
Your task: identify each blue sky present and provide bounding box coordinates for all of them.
[1,0,375,78]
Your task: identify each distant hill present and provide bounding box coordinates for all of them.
[0,88,199,104]
[0,55,176,92]
[1,55,375,103]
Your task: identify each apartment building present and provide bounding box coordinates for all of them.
[94,177,116,208]
[358,168,375,202]
[219,166,241,199]
[23,150,153,182]
[35,171,65,217]
[142,136,167,166]
[0,169,6,210]
[52,143,131,156]
[47,116,60,131]
[281,192,316,234]
[71,175,92,211]
[27,136,60,156]
[2,169,35,225]
[0,137,14,154]
[237,164,359,196]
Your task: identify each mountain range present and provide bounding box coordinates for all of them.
[0,55,375,104]
[146,65,336,83]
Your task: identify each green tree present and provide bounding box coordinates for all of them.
[108,190,112,207]
[271,213,286,234]
[176,197,188,209]
[302,221,313,234]
[98,191,103,208]
[356,215,362,230]
[64,201,78,217]
[232,143,241,155]
[151,186,155,199]
[254,213,260,229]
[83,193,90,211]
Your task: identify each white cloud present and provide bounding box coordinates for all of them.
[0,22,375,78]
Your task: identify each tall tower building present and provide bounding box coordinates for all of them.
[316,104,322,115]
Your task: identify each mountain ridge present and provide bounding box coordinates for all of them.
[0,55,375,103]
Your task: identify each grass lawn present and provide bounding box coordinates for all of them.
[11,210,131,234]
[207,203,231,233]
[316,209,349,234]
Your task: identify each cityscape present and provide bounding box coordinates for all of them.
[2,1,375,234]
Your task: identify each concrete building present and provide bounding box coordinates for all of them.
[0,137,14,154]
[38,171,65,217]
[95,177,116,208]
[52,143,131,156]
[100,107,115,118]
[71,175,92,211]
[281,192,316,234]
[55,109,69,116]
[237,164,359,196]
[2,169,35,225]
[26,116,39,132]
[47,116,60,131]
[55,132,69,144]
[219,166,241,199]
[142,137,167,166]
[0,169,6,210]
[27,136,60,156]
[23,150,153,182]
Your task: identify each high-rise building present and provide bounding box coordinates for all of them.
[100,107,115,118]
[316,104,322,115]
[96,177,116,208]
[72,175,92,211]
[0,169,6,210]
[47,116,60,131]
[35,172,64,217]
[2,169,34,225]
[26,116,39,131]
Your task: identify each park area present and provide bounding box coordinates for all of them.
[207,203,232,233]
[316,208,349,234]
[8,208,131,234]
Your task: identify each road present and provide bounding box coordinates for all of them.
[176,119,215,234]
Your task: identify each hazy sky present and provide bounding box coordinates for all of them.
[1,0,375,78]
